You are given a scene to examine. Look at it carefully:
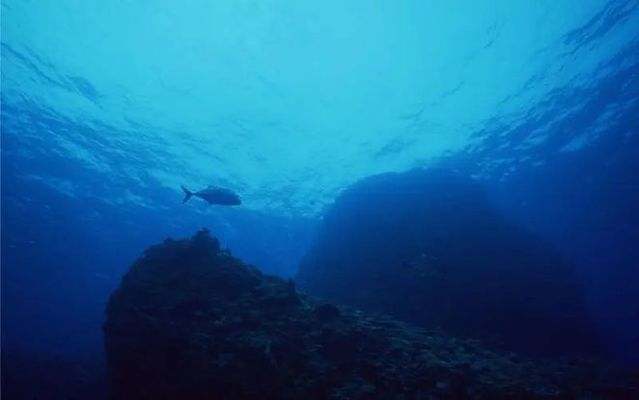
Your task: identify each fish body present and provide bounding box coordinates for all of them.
[181,185,241,206]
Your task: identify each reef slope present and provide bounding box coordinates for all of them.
[104,230,634,399]
[297,169,598,356]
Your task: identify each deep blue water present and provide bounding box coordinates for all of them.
[2,0,639,393]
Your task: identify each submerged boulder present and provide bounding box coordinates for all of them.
[104,229,634,399]
[296,168,599,356]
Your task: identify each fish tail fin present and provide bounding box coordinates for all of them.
[181,185,194,204]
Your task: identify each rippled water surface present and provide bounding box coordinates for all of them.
[3,1,637,215]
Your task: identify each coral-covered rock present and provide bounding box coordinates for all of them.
[296,168,599,357]
[104,229,634,399]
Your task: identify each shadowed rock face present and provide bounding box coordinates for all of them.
[296,169,600,357]
[104,229,635,399]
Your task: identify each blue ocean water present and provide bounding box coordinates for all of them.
[1,0,639,396]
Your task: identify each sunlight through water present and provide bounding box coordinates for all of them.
[2,0,638,215]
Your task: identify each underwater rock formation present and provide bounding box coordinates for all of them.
[104,229,636,399]
[296,168,599,357]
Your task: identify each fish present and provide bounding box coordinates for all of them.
[181,185,242,206]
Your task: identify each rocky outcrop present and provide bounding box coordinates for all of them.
[104,229,635,399]
[296,168,600,357]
